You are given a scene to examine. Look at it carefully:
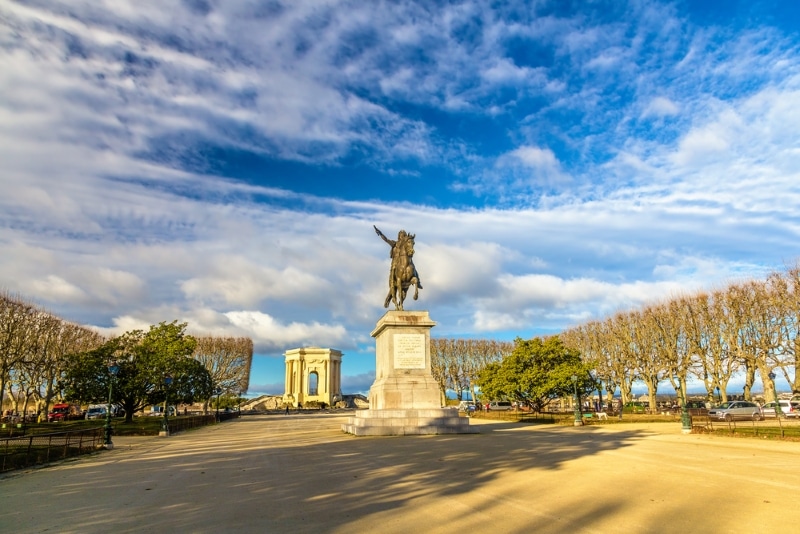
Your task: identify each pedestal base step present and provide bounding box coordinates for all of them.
[341,408,478,436]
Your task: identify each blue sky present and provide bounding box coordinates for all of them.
[2,1,800,396]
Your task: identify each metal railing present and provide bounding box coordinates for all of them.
[2,412,242,473]
[163,414,216,434]
[217,411,240,422]
[1,427,104,473]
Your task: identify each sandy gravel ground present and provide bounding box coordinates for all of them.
[2,414,797,534]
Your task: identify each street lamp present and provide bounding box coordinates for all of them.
[674,375,691,434]
[160,374,173,437]
[104,360,120,449]
[768,372,782,418]
[715,386,721,405]
[571,374,583,427]
[591,371,603,413]
[214,387,222,422]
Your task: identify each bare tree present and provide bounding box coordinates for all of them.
[630,307,668,413]
[0,292,36,414]
[748,273,791,402]
[648,299,692,406]
[430,337,512,404]
[429,338,449,404]
[41,321,104,417]
[778,264,800,394]
[683,291,734,404]
[732,279,782,401]
[192,336,253,409]
[10,311,62,418]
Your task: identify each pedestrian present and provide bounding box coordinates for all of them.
[285,404,289,415]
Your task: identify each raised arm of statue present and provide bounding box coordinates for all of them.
[374,225,395,247]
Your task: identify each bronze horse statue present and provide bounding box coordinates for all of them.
[374,226,422,311]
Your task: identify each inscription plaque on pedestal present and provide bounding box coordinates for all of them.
[393,333,425,369]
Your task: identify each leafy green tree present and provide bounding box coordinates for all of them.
[64,321,210,423]
[62,341,118,406]
[476,336,593,412]
[166,356,213,406]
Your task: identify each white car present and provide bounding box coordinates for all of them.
[761,400,799,418]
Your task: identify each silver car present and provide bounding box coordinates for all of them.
[85,406,107,420]
[708,401,762,422]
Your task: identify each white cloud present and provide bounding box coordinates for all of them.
[642,96,680,118]
[29,275,87,304]
[509,146,561,171]
[674,124,731,165]
[225,310,349,351]
[481,58,542,84]
[461,145,572,199]
[586,48,625,70]
[420,242,504,301]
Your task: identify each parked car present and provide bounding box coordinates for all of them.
[685,400,709,416]
[47,403,84,422]
[148,405,176,416]
[488,401,513,411]
[708,401,762,421]
[85,405,107,420]
[761,400,800,418]
[457,401,476,412]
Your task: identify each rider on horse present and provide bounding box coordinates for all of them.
[374,226,423,290]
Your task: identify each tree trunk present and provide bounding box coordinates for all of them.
[743,362,756,400]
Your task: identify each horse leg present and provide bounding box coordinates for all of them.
[407,276,419,300]
[391,276,402,310]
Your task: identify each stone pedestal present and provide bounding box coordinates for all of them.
[342,311,476,436]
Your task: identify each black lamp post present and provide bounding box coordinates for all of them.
[571,374,583,426]
[104,361,120,449]
[215,387,222,422]
[592,372,603,414]
[768,372,782,418]
[160,375,173,437]
[715,386,721,404]
[674,375,692,434]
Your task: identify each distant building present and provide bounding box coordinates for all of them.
[283,347,343,408]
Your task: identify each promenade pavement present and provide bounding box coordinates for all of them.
[1,413,798,533]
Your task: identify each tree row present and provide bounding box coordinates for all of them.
[0,291,253,422]
[561,265,800,412]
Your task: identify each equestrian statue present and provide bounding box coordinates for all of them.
[374,225,423,311]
